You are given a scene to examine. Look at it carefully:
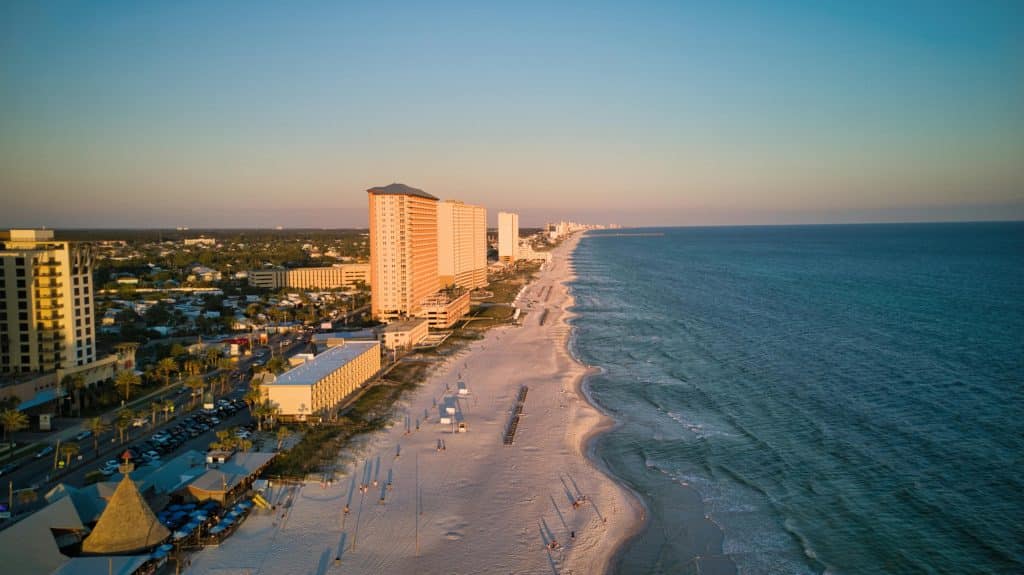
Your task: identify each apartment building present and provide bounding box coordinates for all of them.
[437,200,487,290]
[367,184,439,320]
[498,211,520,263]
[0,229,96,375]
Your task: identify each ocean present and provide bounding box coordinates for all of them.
[568,223,1024,574]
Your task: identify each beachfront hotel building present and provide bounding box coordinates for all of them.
[437,200,488,290]
[0,229,96,375]
[368,183,439,321]
[498,211,520,262]
[262,340,381,421]
[247,263,369,290]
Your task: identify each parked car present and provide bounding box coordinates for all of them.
[74,430,93,441]
[34,445,55,459]
[0,463,18,477]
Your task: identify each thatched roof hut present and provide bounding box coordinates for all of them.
[81,474,169,555]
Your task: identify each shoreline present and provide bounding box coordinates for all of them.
[561,236,650,575]
[185,232,642,574]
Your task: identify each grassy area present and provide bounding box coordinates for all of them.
[474,305,515,320]
[485,262,542,303]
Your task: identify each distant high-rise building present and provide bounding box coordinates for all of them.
[367,184,439,320]
[437,200,487,290]
[498,211,520,263]
[0,229,96,375]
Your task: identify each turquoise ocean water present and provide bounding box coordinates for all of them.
[568,223,1024,574]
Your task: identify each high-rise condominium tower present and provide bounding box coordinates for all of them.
[437,200,487,290]
[0,229,95,375]
[367,184,439,320]
[498,211,520,263]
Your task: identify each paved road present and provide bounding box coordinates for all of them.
[1,331,310,502]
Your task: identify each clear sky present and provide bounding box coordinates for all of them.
[2,0,1022,228]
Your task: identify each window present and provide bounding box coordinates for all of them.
[20,344,29,353]
[15,268,24,277]
[16,279,25,288]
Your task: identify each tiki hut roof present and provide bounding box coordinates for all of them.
[81,474,169,555]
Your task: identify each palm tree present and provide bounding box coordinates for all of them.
[115,410,134,444]
[161,399,175,422]
[266,356,287,374]
[115,370,141,402]
[185,375,205,409]
[276,426,291,451]
[184,359,203,377]
[252,402,270,431]
[244,386,262,415]
[236,438,253,452]
[60,442,80,468]
[85,417,108,454]
[1,409,29,444]
[71,374,86,417]
[156,357,178,387]
[204,347,221,370]
[210,429,234,452]
[149,401,161,427]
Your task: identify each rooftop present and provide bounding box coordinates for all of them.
[380,317,429,333]
[366,183,438,201]
[188,452,277,495]
[269,340,380,386]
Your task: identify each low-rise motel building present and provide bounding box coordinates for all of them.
[378,317,429,352]
[262,340,380,422]
[247,263,369,290]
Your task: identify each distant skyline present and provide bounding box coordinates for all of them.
[2,1,1022,228]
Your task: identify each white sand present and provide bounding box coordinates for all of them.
[185,234,642,575]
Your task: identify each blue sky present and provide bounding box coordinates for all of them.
[1,0,1021,227]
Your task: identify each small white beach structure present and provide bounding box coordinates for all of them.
[457,381,469,396]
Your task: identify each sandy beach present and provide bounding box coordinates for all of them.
[185,233,642,575]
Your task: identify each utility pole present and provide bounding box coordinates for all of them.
[415,452,419,556]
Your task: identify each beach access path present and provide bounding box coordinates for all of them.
[184,233,642,575]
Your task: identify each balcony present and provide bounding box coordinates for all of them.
[34,280,64,289]
[36,302,64,310]
[36,312,65,322]
[33,270,62,278]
